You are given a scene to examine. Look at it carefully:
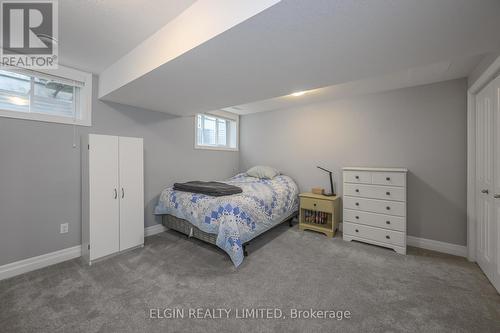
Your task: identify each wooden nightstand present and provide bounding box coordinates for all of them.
[299,193,340,238]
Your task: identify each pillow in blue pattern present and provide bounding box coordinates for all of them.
[246,166,280,179]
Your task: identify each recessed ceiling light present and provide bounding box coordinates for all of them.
[8,96,28,106]
[290,91,307,97]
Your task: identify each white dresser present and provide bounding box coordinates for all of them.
[342,167,408,254]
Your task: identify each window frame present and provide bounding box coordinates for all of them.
[194,112,239,151]
[0,65,93,126]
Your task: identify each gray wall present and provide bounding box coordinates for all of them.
[0,77,468,266]
[0,77,239,266]
[239,79,467,246]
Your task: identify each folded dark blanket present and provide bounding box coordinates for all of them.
[173,181,243,197]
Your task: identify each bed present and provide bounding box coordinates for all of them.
[154,173,299,267]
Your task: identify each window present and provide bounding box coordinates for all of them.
[195,112,238,151]
[0,65,92,126]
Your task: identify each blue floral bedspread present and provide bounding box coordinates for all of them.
[154,174,299,267]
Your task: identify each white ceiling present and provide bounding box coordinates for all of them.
[97,0,281,98]
[223,54,486,115]
[98,0,500,116]
[59,0,197,73]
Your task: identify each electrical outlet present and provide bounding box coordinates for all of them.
[60,223,69,234]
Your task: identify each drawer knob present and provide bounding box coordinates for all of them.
[386,235,390,239]
[355,202,359,206]
[355,229,359,233]
[386,221,391,225]
[355,216,359,219]
[355,176,360,180]
[355,189,360,193]
[386,192,390,196]
[313,203,317,207]
[386,177,391,181]
[386,206,391,210]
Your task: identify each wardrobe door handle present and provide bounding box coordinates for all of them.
[114,189,117,199]
[122,188,125,198]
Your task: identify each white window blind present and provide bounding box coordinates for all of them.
[0,66,92,126]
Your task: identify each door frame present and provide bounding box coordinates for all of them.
[467,55,500,261]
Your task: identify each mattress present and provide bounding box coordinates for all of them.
[154,173,299,267]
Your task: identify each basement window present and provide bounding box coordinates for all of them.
[195,113,239,151]
[0,65,92,126]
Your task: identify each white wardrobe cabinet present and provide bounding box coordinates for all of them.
[82,134,144,264]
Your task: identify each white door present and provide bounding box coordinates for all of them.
[119,137,144,251]
[476,77,500,292]
[492,76,500,290]
[89,135,120,260]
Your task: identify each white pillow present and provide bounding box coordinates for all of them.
[246,166,280,179]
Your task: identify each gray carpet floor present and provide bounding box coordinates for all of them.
[1,222,499,333]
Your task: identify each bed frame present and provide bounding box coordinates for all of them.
[161,211,298,257]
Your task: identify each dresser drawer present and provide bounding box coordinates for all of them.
[300,197,333,213]
[343,171,371,184]
[371,172,406,187]
[343,196,406,216]
[343,209,405,232]
[344,183,406,202]
[343,222,405,246]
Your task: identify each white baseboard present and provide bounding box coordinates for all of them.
[407,236,467,257]
[0,224,166,281]
[0,245,81,281]
[0,225,466,281]
[339,222,466,257]
[144,224,167,237]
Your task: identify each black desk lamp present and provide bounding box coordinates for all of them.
[317,166,335,196]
